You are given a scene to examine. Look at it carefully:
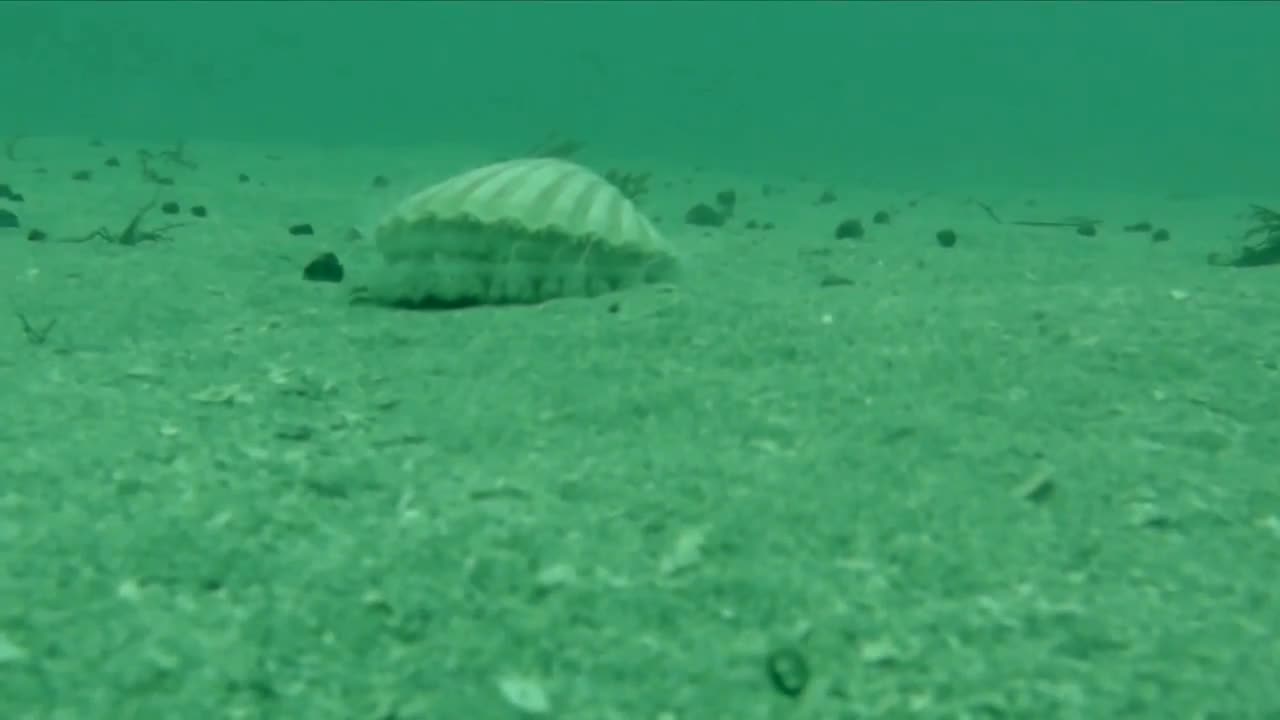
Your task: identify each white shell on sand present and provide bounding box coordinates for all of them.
[368,157,679,306]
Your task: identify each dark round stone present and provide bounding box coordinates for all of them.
[303,252,344,283]
[684,203,725,228]
[834,218,864,240]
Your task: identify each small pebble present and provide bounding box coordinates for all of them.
[1152,228,1171,242]
[289,223,316,236]
[715,189,737,213]
[189,205,208,218]
[0,183,21,202]
[26,228,47,242]
[872,210,891,225]
[1123,221,1153,232]
[303,252,344,283]
[834,218,864,240]
[765,647,810,698]
[0,208,19,229]
[104,156,121,168]
[71,170,93,182]
[371,175,390,189]
[816,189,837,205]
[160,201,181,215]
[684,203,725,228]
[1076,224,1097,237]
[936,228,958,247]
[238,173,251,183]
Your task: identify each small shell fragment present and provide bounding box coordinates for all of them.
[496,672,551,715]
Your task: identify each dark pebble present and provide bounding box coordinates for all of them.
[105,156,121,168]
[238,173,251,183]
[936,228,958,247]
[0,208,19,228]
[715,189,737,213]
[1076,224,1097,237]
[160,201,181,215]
[371,175,390,189]
[684,203,725,228]
[71,170,93,182]
[289,223,316,236]
[1123,221,1153,233]
[190,205,208,218]
[1152,228,1171,242]
[765,647,809,698]
[834,218,864,240]
[303,252,344,282]
[27,228,47,242]
[872,210,891,225]
[745,220,759,230]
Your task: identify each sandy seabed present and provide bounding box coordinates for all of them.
[1,136,1277,719]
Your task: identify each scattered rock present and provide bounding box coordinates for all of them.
[604,169,651,201]
[1152,228,1171,242]
[26,228,47,242]
[0,183,21,202]
[71,169,93,182]
[105,156,121,168]
[303,252,344,283]
[872,210,891,225]
[715,189,737,214]
[936,228,958,247]
[160,201,181,215]
[289,223,316,237]
[190,205,208,218]
[834,218,864,240]
[0,208,18,229]
[684,203,726,228]
[371,175,390,189]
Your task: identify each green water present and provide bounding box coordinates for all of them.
[2,1,1276,191]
